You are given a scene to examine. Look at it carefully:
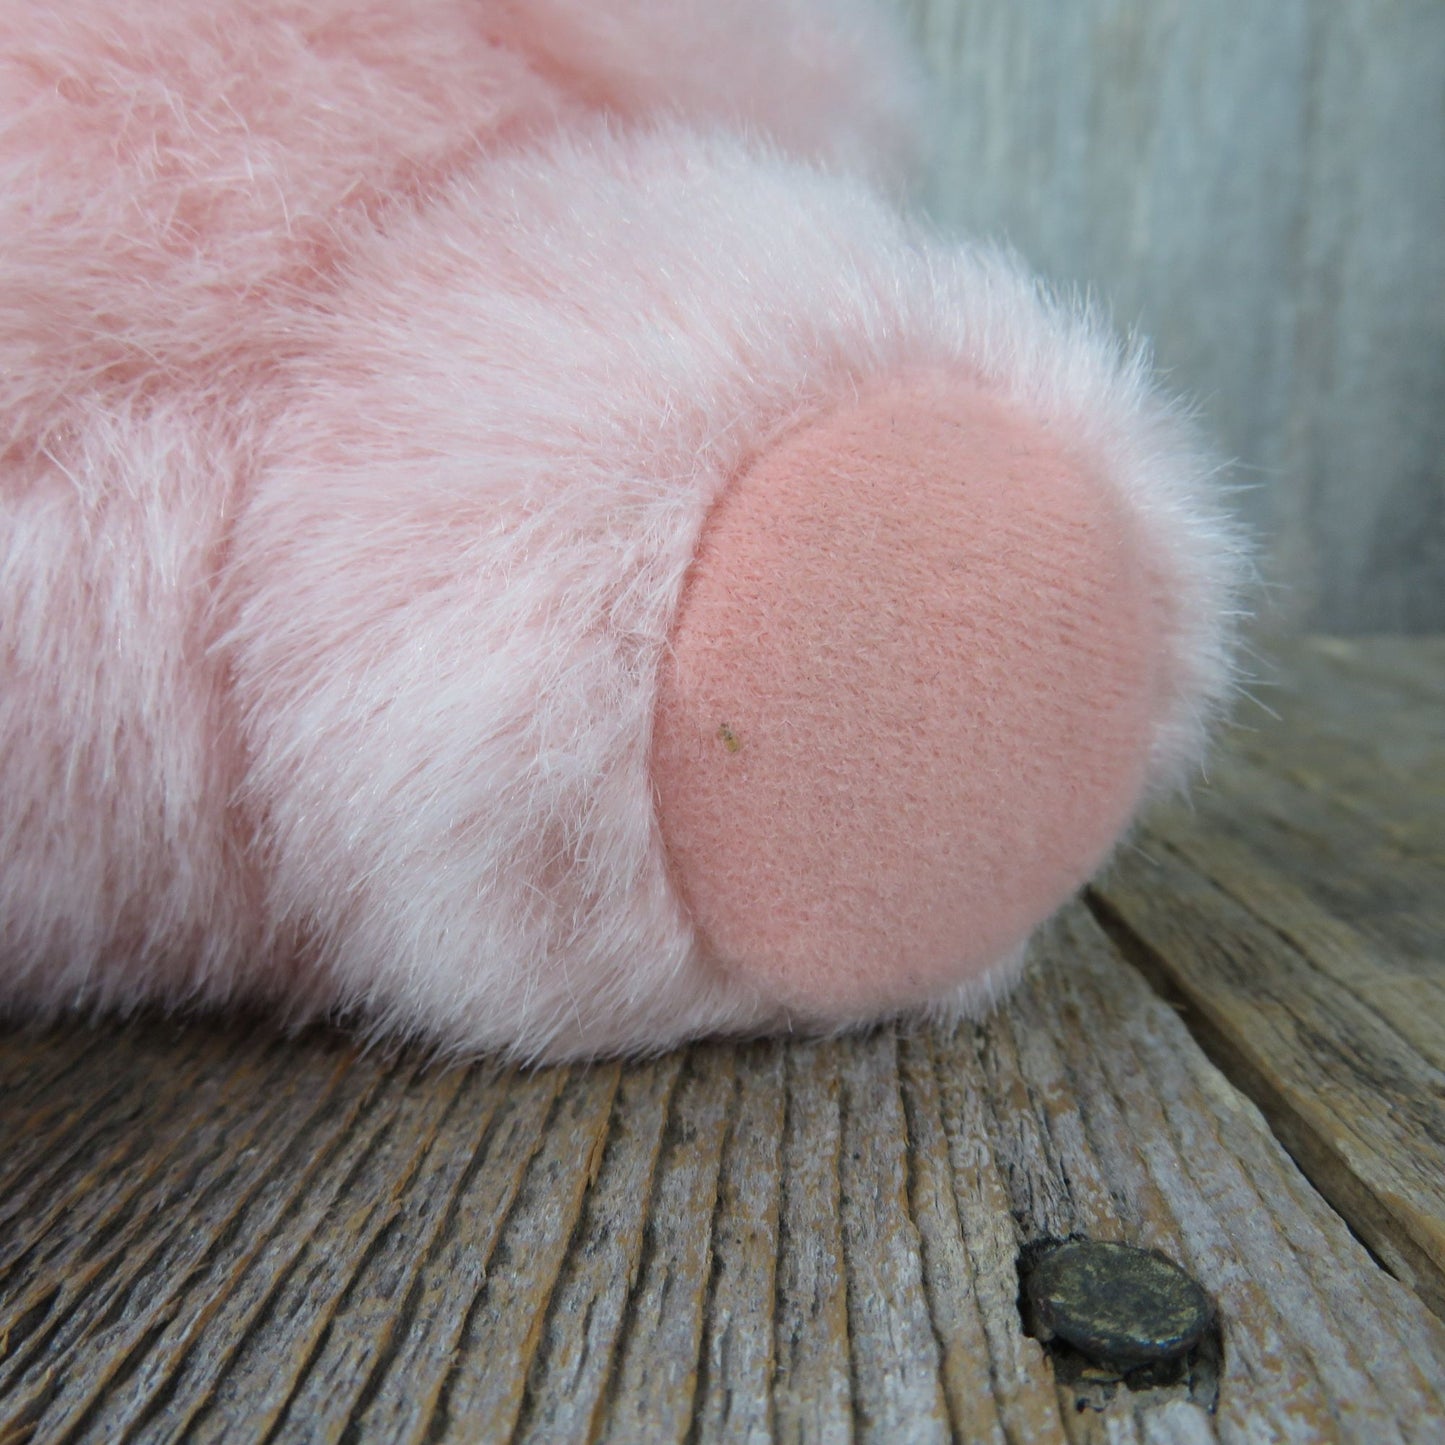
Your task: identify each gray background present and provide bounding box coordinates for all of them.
[891,0,1444,633]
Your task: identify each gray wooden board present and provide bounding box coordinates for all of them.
[2,938,1442,1441]
[1090,633,1445,1325]
[889,0,1445,633]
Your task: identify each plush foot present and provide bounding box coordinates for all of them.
[651,369,1169,1019]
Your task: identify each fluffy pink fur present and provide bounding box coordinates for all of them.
[0,1,1246,1059]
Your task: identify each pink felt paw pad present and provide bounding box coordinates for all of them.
[651,370,1168,1018]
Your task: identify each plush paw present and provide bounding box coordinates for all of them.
[652,370,1169,1019]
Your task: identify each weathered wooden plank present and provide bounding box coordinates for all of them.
[0,1028,218,1273]
[261,1064,516,1444]
[1302,634,1445,704]
[898,1029,1062,1445]
[167,1067,459,1441]
[594,1049,733,1445]
[1152,755,1445,1058]
[1232,635,1445,855]
[690,1043,785,1445]
[1090,636,1445,1320]
[836,1033,951,1441]
[0,1027,379,1440]
[4,899,1443,1441]
[770,1041,854,1445]
[507,1056,682,1443]
[1095,829,1445,1317]
[1229,716,1444,867]
[1024,918,1442,1443]
[335,1062,568,1444]
[404,1062,621,1443]
[0,1030,343,1408]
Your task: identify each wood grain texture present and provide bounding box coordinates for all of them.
[889,0,1445,632]
[2,637,1444,1442]
[1091,633,1445,1320]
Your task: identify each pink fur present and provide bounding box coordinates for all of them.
[487,0,925,186]
[0,1,1247,1059]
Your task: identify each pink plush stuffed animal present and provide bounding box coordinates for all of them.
[0,0,1245,1060]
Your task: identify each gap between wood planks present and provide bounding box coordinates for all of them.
[1085,633,1445,1323]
